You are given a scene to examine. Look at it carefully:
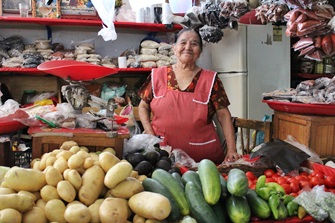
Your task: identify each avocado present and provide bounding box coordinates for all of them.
[155,159,171,172]
[125,152,146,167]
[145,150,161,165]
[158,149,169,157]
[160,156,172,164]
[134,160,153,176]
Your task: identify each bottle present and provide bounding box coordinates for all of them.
[314,60,324,74]
[324,57,333,74]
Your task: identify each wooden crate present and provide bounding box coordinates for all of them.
[273,111,335,157]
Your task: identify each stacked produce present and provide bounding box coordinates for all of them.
[1,140,335,222]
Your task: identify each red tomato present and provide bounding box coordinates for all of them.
[295,175,309,182]
[300,171,309,176]
[310,176,325,187]
[287,178,300,185]
[266,177,276,183]
[325,175,335,188]
[246,171,256,181]
[315,172,325,180]
[281,183,292,194]
[289,192,298,197]
[276,176,288,185]
[264,169,275,178]
[299,180,312,189]
[290,182,300,193]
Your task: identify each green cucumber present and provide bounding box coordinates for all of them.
[151,169,189,216]
[245,189,271,219]
[181,170,202,192]
[219,174,228,198]
[226,195,251,223]
[185,182,219,223]
[142,178,182,222]
[211,198,227,223]
[227,168,249,197]
[171,171,185,190]
[197,159,221,205]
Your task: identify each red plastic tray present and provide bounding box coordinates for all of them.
[262,100,335,116]
[0,120,26,135]
[37,61,118,81]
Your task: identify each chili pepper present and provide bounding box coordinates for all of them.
[175,164,189,175]
[298,205,307,219]
[269,193,280,220]
[265,182,285,195]
[277,200,288,220]
[257,186,276,201]
[283,195,295,205]
[255,175,266,191]
[287,200,299,217]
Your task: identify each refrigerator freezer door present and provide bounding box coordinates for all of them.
[218,73,247,119]
[246,24,291,120]
[211,26,247,72]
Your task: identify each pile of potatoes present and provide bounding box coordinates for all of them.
[0,140,172,223]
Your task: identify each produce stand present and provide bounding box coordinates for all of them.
[28,126,130,159]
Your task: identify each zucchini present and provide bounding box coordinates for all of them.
[142,178,181,222]
[245,189,271,219]
[219,174,228,198]
[151,169,189,216]
[185,182,218,223]
[197,159,221,205]
[171,172,185,190]
[227,168,249,197]
[226,195,251,223]
[181,170,202,192]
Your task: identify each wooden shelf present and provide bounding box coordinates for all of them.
[0,67,152,76]
[0,16,183,32]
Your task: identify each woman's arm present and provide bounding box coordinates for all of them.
[216,108,241,162]
[138,99,155,135]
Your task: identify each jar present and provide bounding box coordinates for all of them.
[324,57,333,74]
[314,61,324,74]
[21,90,36,105]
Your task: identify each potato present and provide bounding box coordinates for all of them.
[45,199,66,223]
[0,193,34,212]
[57,180,76,203]
[104,161,133,189]
[89,152,99,161]
[45,166,63,186]
[110,177,144,199]
[18,191,37,202]
[45,155,57,167]
[69,145,81,153]
[99,152,120,172]
[79,146,89,153]
[103,147,116,155]
[64,203,91,223]
[128,191,171,220]
[99,197,129,223]
[22,206,48,223]
[0,187,15,194]
[67,169,82,190]
[60,141,78,150]
[53,156,68,174]
[40,185,60,202]
[78,165,105,206]
[35,199,46,210]
[76,150,90,159]
[133,214,146,223]
[68,153,84,169]
[145,219,166,223]
[83,157,94,169]
[3,167,46,192]
[88,199,104,223]
[0,208,22,223]
[58,150,74,160]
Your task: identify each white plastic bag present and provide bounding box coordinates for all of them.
[91,0,117,41]
[123,134,162,157]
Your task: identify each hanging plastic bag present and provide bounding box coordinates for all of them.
[123,134,162,157]
[91,0,117,41]
[119,103,141,137]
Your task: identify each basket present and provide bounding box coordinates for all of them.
[262,100,335,116]
[13,149,32,168]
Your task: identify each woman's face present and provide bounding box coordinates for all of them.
[173,30,202,65]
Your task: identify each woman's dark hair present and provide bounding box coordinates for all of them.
[175,28,203,51]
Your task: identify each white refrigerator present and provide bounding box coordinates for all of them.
[211,24,291,120]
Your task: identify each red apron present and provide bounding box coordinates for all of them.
[150,66,224,164]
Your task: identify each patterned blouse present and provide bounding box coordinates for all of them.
[138,66,231,122]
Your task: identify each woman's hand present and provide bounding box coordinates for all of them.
[224,150,242,162]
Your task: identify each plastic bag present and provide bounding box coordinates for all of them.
[170,149,198,169]
[314,185,335,222]
[123,134,162,157]
[91,0,117,41]
[118,103,141,137]
[0,99,20,118]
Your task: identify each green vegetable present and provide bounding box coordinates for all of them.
[268,193,280,220]
[255,175,266,191]
[211,199,227,223]
[219,174,228,198]
[185,182,219,223]
[277,200,288,220]
[298,206,307,219]
[256,186,276,201]
[181,170,202,192]
[245,189,271,219]
[142,178,182,222]
[283,195,295,205]
[265,182,285,195]
[171,172,185,190]
[227,168,249,197]
[198,159,221,205]
[179,216,197,223]
[152,169,190,216]
[287,200,299,217]
[226,195,251,223]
